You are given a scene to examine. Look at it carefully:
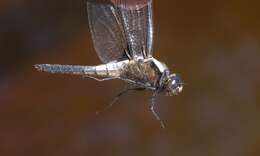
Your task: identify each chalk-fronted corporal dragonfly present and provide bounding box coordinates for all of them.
[35,0,184,128]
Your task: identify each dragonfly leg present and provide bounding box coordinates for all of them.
[83,75,115,81]
[149,93,165,128]
[96,85,143,115]
[118,77,156,90]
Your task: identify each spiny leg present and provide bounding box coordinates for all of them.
[149,93,165,128]
[96,85,143,115]
[118,77,156,90]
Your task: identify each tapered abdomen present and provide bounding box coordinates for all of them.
[34,61,127,78]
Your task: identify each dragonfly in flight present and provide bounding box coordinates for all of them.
[34,0,184,128]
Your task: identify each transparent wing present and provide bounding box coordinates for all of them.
[87,0,129,63]
[86,0,153,63]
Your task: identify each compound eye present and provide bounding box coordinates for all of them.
[171,79,176,85]
[171,79,179,89]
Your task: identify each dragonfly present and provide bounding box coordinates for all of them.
[34,0,183,128]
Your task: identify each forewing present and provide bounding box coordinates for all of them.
[87,0,129,63]
[116,0,154,58]
[86,0,154,63]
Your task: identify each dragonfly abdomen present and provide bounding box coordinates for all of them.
[34,64,96,75]
[34,61,127,78]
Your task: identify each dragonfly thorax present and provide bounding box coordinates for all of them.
[120,58,161,87]
[120,58,184,96]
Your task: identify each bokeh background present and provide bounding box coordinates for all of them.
[0,0,259,156]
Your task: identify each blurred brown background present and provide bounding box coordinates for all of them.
[0,0,260,156]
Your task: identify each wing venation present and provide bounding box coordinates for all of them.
[86,0,153,63]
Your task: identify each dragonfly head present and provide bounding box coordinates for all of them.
[166,74,184,96]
